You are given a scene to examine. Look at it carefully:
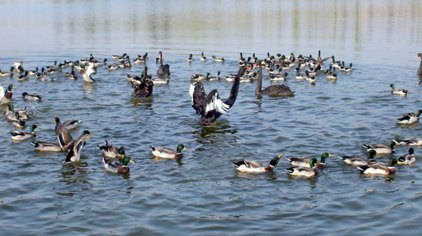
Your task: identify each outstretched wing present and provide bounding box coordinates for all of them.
[205,90,231,116]
[190,82,207,116]
[0,86,4,100]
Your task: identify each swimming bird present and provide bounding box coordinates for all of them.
[65,130,92,163]
[11,124,37,141]
[287,152,329,169]
[392,137,422,146]
[150,144,187,161]
[396,110,422,125]
[232,153,283,173]
[0,84,14,104]
[55,117,74,151]
[362,141,395,155]
[22,92,42,102]
[134,53,148,64]
[357,158,397,176]
[133,67,154,97]
[189,67,245,124]
[187,54,193,63]
[339,149,377,167]
[13,62,24,73]
[32,141,63,152]
[212,55,225,62]
[156,51,170,78]
[191,72,210,82]
[82,63,96,83]
[287,158,319,178]
[98,140,125,159]
[112,53,128,61]
[0,68,12,77]
[255,61,295,97]
[207,71,221,81]
[102,155,134,174]
[397,148,416,165]
[390,84,407,96]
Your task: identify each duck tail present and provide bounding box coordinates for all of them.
[356,165,369,174]
[232,160,245,168]
[149,145,156,151]
[362,144,370,149]
[31,142,38,147]
[286,167,295,174]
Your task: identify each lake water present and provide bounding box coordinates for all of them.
[1,0,422,235]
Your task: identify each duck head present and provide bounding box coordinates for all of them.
[176,144,187,153]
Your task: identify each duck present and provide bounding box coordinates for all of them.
[22,92,42,102]
[212,55,225,63]
[357,158,397,176]
[61,119,81,130]
[82,63,96,83]
[65,130,92,163]
[255,61,295,97]
[390,84,407,96]
[133,67,154,98]
[238,52,245,64]
[232,153,283,173]
[200,52,207,62]
[102,155,134,174]
[11,124,37,141]
[98,140,125,159]
[150,144,187,161]
[189,67,245,124]
[55,117,74,151]
[287,158,319,178]
[134,53,148,64]
[16,71,29,82]
[392,137,422,146]
[31,141,63,152]
[191,72,210,82]
[269,72,288,81]
[107,64,120,71]
[12,119,26,129]
[326,70,337,80]
[362,141,395,155]
[397,148,416,165]
[112,53,128,61]
[0,84,14,104]
[339,149,377,167]
[396,110,422,125]
[287,152,329,169]
[418,53,422,78]
[64,67,78,80]
[0,68,12,77]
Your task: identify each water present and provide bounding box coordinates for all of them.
[1,0,422,235]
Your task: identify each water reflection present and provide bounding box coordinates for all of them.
[60,161,90,185]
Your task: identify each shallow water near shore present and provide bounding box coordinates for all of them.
[1,0,422,235]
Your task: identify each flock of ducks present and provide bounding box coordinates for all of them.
[0,51,421,178]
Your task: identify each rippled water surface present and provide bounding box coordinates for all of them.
[1,0,422,235]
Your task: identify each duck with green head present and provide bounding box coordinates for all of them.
[150,144,187,161]
[357,158,397,176]
[340,150,377,167]
[0,84,14,104]
[287,158,319,178]
[390,84,407,96]
[32,141,63,152]
[287,152,330,169]
[98,140,125,159]
[362,141,395,155]
[396,109,422,125]
[397,148,416,165]
[232,153,283,173]
[102,154,134,174]
[11,124,37,141]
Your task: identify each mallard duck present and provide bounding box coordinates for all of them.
[150,144,187,161]
[189,67,245,124]
[340,149,377,166]
[62,119,81,130]
[232,153,283,173]
[390,84,407,96]
[102,155,134,174]
[82,63,96,83]
[98,140,125,159]
[256,61,295,97]
[191,73,210,82]
[269,72,288,81]
[212,55,225,63]
[392,137,422,146]
[5,111,21,122]
[287,158,318,178]
[287,152,329,168]
[65,130,91,162]
[187,54,193,63]
[22,92,42,102]
[396,110,422,125]
[326,71,337,80]
[200,52,207,62]
[0,68,12,77]
[12,119,26,129]
[362,141,395,155]
[112,53,128,61]
[397,148,416,165]
[32,141,63,152]
[11,124,37,141]
[357,158,397,176]
[55,117,74,151]
[134,53,148,64]
[0,84,14,104]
